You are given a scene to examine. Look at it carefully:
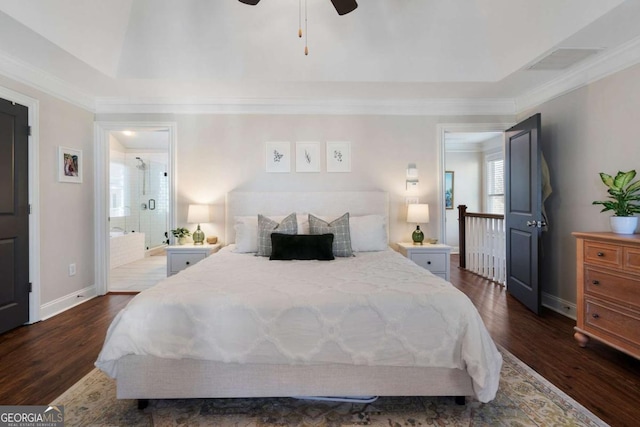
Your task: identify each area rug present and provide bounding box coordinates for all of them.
[52,348,608,426]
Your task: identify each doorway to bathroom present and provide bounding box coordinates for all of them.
[108,130,170,291]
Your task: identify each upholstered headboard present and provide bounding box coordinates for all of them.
[225,191,389,244]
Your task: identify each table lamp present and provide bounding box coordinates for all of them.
[407,203,429,245]
[187,204,209,245]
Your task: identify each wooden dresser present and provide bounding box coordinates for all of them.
[573,232,640,359]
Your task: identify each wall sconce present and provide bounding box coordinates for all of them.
[187,204,210,245]
[406,163,419,190]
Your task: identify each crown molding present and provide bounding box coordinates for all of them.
[516,35,640,113]
[0,51,95,112]
[93,97,517,116]
[2,34,640,117]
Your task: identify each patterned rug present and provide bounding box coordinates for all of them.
[52,348,608,426]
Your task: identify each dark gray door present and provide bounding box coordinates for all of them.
[504,114,543,315]
[0,98,29,334]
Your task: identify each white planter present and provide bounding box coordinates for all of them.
[610,216,638,234]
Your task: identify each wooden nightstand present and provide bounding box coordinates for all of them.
[165,243,221,276]
[397,242,452,281]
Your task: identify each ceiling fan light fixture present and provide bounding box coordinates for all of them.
[238,0,358,56]
[330,0,358,16]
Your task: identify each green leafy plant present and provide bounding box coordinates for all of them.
[171,227,191,238]
[592,170,640,216]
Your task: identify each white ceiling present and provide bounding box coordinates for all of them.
[0,0,639,114]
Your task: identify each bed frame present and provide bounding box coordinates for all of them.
[114,191,474,405]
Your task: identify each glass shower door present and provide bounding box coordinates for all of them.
[139,159,168,250]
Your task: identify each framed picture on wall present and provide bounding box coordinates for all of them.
[326,141,351,172]
[265,141,291,173]
[296,141,321,172]
[58,146,82,183]
[445,171,454,209]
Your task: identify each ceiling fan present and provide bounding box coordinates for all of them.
[238,0,358,16]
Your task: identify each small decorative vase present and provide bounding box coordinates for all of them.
[610,216,638,234]
[178,237,187,245]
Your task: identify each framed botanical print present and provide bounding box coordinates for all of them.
[265,141,291,173]
[326,141,351,173]
[296,141,321,172]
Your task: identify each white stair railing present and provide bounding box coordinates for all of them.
[458,206,506,285]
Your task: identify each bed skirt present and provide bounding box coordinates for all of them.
[116,356,475,399]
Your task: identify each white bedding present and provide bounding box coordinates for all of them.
[96,246,502,402]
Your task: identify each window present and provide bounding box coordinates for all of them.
[110,161,126,217]
[485,152,504,214]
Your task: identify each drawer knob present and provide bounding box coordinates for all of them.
[592,280,600,285]
[592,313,600,319]
[597,252,604,257]
[427,261,432,265]
[186,261,190,265]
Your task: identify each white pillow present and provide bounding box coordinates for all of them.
[349,215,388,252]
[233,214,311,252]
[233,216,260,253]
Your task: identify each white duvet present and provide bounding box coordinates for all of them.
[96,246,502,402]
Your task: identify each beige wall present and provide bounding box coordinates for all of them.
[0,76,95,305]
[519,62,640,306]
[96,114,513,246]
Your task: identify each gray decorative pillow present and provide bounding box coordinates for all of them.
[309,213,353,257]
[257,213,298,257]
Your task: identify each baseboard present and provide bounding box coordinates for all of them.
[39,285,98,321]
[542,292,576,320]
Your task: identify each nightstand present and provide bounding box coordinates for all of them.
[165,243,221,276]
[397,242,452,281]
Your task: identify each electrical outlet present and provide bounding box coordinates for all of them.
[68,263,76,276]
[405,197,419,205]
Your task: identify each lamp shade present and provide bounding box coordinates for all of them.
[187,204,210,224]
[407,204,429,224]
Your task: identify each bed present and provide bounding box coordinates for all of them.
[95,191,502,405]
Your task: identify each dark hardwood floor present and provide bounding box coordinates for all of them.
[0,259,639,426]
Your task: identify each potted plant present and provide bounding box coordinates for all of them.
[592,170,640,234]
[171,227,191,245]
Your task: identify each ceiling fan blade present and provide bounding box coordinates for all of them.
[238,0,261,5]
[330,0,358,15]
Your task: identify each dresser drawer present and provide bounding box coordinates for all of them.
[584,267,640,308]
[410,252,447,272]
[584,240,622,268]
[624,247,640,273]
[584,298,640,346]
[170,253,206,273]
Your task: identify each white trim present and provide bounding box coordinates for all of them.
[94,97,517,116]
[39,285,97,321]
[0,51,95,112]
[516,35,640,113]
[0,86,41,324]
[94,121,178,295]
[542,292,577,320]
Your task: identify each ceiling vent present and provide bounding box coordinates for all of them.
[526,48,603,70]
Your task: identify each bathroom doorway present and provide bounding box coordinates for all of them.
[108,130,170,291]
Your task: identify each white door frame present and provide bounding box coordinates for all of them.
[436,122,514,247]
[94,121,177,295]
[0,86,41,324]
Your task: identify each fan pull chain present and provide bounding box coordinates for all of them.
[304,0,308,55]
[298,0,302,38]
